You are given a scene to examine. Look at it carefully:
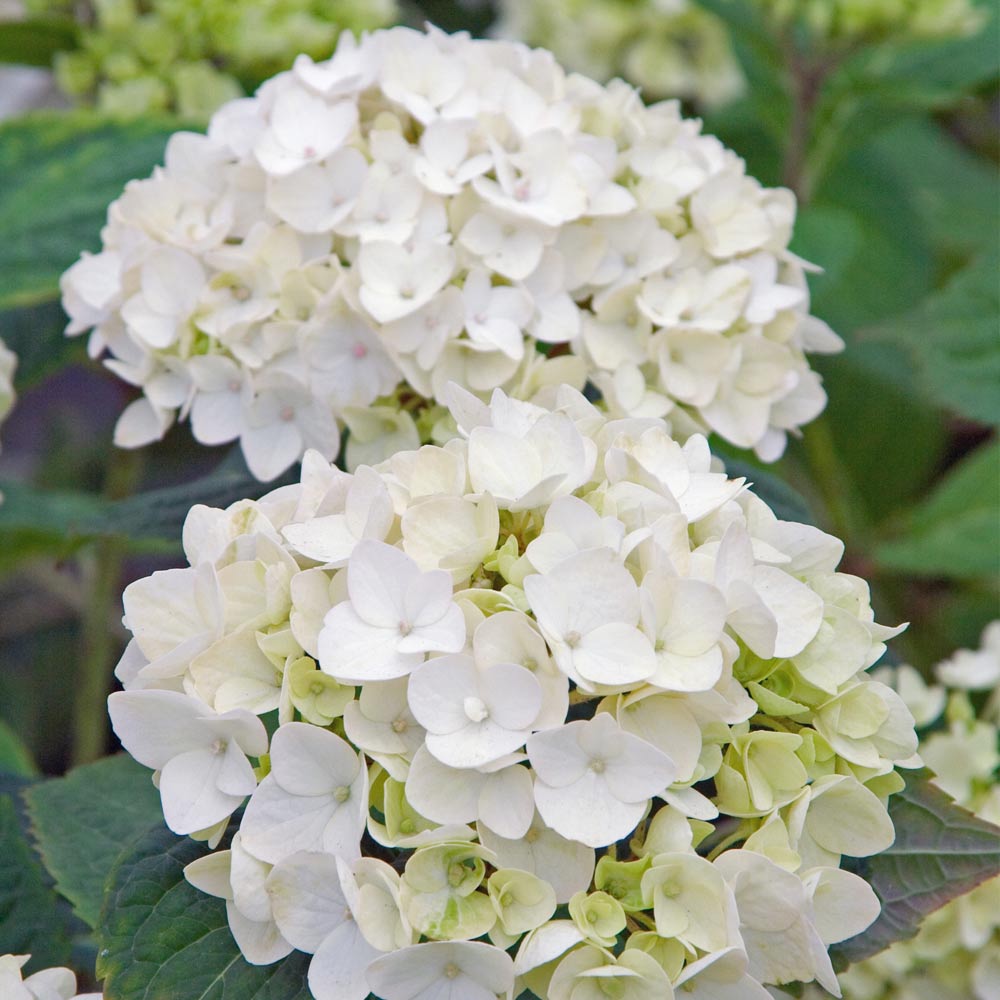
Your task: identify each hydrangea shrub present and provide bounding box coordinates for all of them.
[106,384,923,999]
[27,0,397,120]
[493,0,744,108]
[61,25,842,482]
[756,0,986,42]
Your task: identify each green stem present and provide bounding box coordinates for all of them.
[801,416,864,547]
[69,449,142,767]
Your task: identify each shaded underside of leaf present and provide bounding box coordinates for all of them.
[26,754,162,930]
[99,822,312,1000]
[832,768,1000,967]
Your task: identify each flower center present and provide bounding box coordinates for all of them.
[589,759,606,774]
[303,145,317,159]
[398,620,413,636]
[333,785,351,803]
[210,738,227,755]
[463,697,489,723]
[564,630,582,648]
[391,717,409,734]
[279,405,295,422]
[444,963,460,980]
[352,343,368,359]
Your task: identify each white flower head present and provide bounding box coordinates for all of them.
[64,26,834,479]
[106,384,913,990]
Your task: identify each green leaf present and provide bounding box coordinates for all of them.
[865,251,1000,426]
[0,111,177,309]
[0,480,109,567]
[0,720,38,778]
[807,6,1000,181]
[875,441,1000,580]
[855,6,999,108]
[723,456,815,525]
[0,18,79,67]
[793,186,932,334]
[84,452,290,545]
[0,782,72,968]
[0,448,295,563]
[815,345,948,522]
[862,118,1000,261]
[99,822,313,1000]
[832,768,1000,967]
[26,754,162,930]
[0,300,83,389]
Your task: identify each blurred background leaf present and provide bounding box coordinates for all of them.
[0,112,175,308]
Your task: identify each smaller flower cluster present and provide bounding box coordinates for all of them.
[26,0,397,120]
[0,954,100,1000]
[62,25,840,482]
[756,0,986,43]
[808,621,999,1000]
[0,338,16,502]
[493,0,744,108]
[110,386,917,1000]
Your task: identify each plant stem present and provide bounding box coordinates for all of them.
[69,448,142,767]
[801,416,863,546]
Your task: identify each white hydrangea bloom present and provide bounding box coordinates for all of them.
[114,387,913,999]
[935,621,1000,692]
[801,623,1000,1000]
[64,26,837,481]
[0,955,101,1000]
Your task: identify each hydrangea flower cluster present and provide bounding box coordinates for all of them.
[25,0,396,120]
[756,0,986,43]
[61,25,842,482]
[811,623,1000,1000]
[493,0,744,108]
[109,385,918,999]
[0,337,16,502]
[0,954,100,1000]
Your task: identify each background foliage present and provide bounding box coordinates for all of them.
[0,0,996,991]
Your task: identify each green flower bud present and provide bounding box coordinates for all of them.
[287,656,354,726]
[401,842,496,940]
[594,854,652,912]
[569,889,627,946]
[487,868,557,935]
[173,62,244,122]
[715,730,808,816]
[97,76,171,116]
